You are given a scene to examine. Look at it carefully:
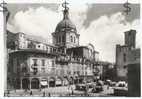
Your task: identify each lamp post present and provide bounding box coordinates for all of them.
[0,0,10,95]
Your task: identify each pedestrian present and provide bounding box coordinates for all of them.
[107,85,109,89]
[30,91,33,96]
[43,91,46,97]
[7,90,10,96]
[14,89,16,93]
[48,93,51,97]
[71,87,74,95]
[71,90,74,95]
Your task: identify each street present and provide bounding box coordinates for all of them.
[5,85,114,97]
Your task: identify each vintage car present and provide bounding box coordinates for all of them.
[113,81,128,96]
[75,84,86,91]
[75,83,94,92]
[116,81,127,87]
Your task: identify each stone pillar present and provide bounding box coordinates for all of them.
[39,77,41,89]
[4,5,10,92]
[48,77,49,88]
[55,78,56,87]
[20,78,22,89]
[29,78,31,90]
[78,78,79,84]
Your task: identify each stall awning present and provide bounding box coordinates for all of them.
[56,79,62,85]
[40,79,48,86]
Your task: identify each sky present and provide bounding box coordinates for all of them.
[6,2,141,63]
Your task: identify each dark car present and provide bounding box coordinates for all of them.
[113,81,128,96]
[75,83,94,92]
[75,84,86,91]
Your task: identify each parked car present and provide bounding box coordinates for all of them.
[75,83,94,92]
[113,87,128,96]
[105,79,111,85]
[105,79,117,87]
[116,81,127,87]
[113,81,128,96]
[111,81,117,86]
[75,84,86,91]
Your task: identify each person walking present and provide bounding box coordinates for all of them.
[30,91,32,96]
[71,86,74,95]
[48,93,51,97]
[43,91,46,97]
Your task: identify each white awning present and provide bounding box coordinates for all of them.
[40,80,48,86]
[56,80,62,85]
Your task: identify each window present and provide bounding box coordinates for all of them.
[33,59,38,66]
[17,59,20,73]
[74,37,76,43]
[123,53,126,62]
[38,45,40,48]
[52,60,55,67]
[28,42,35,49]
[77,71,80,75]
[41,59,45,66]
[71,29,74,32]
[41,68,45,73]
[59,36,61,43]
[70,36,73,42]
[124,65,127,69]
[62,35,65,43]
[50,48,52,53]
[53,48,57,52]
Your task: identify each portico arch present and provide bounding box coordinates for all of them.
[22,78,30,89]
[49,77,55,87]
[56,77,63,86]
[31,78,39,89]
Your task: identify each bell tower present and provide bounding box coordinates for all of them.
[124,29,136,49]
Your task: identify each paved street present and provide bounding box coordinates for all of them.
[5,85,114,97]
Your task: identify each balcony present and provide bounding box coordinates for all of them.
[55,56,69,64]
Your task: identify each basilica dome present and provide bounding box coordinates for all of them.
[55,4,77,33]
[55,19,76,32]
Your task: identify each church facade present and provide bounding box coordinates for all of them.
[7,3,99,90]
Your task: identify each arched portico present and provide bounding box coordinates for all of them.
[31,78,40,89]
[49,77,56,87]
[56,77,63,86]
[22,78,30,89]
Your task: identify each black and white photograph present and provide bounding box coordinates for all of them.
[0,0,141,97]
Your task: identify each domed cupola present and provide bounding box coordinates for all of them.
[55,2,77,33]
[52,1,80,49]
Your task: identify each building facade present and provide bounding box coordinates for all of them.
[7,3,100,90]
[127,49,140,96]
[116,29,140,81]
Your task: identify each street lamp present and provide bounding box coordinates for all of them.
[0,0,10,96]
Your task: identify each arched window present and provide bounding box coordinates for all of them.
[123,53,126,62]
[33,59,38,66]
[31,78,39,89]
[62,35,65,43]
[49,77,55,87]
[74,37,76,43]
[70,36,73,42]
[59,36,61,43]
[22,78,30,89]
